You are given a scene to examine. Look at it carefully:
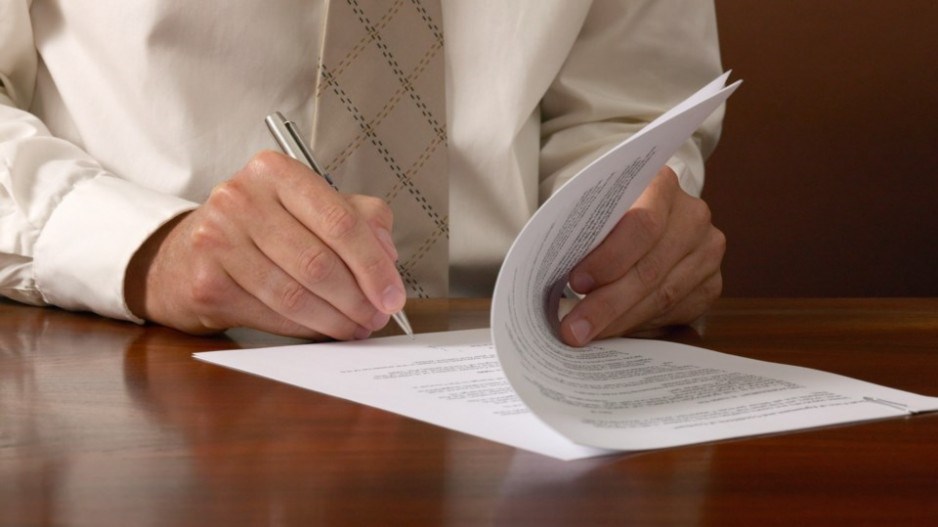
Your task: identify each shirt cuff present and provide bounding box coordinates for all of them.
[665,143,705,198]
[34,174,197,322]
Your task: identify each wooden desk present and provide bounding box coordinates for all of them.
[2,298,937,525]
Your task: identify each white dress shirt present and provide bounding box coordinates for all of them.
[0,0,724,322]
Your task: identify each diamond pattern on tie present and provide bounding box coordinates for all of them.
[312,0,448,298]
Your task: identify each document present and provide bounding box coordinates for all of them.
[195,73,938,459]
[198,329,610,460]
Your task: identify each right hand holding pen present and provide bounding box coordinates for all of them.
[125,151,406,340]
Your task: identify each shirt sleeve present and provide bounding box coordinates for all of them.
[0,2,196,321]
[538,0,725,201]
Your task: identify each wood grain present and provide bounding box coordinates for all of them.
[2,298,937,525]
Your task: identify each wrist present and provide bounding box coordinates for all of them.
[124,213,189,321]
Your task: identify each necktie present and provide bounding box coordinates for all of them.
[312,0,448,298]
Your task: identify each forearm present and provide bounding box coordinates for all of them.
[1,1,202,318]
[0,102,197,319]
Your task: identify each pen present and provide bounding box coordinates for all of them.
[265,111,415,339]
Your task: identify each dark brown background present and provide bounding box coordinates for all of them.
[704,0,937,296]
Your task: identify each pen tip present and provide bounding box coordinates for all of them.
[392,311,414,339]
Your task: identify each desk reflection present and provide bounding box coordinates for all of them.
[125,329,455,524]
[0,306,159,526]
[2,301,716,525]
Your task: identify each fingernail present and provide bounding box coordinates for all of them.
[370,311,391,330]
[570,271,596,293]
[376,228,399,261]
[568,318,592,346]
[382,285,406,312]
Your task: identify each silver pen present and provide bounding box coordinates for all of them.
[265,112,414,339]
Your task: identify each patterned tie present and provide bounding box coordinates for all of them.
[311,0,448,298]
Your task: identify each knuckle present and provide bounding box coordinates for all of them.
[371,197,394,224]
[349,194,394,229]
[189,267,226,309]
[712,228,727,255]
[704,227,727,262]
[635,254,662,288]
[673,277,722,327]
[206,179,249,215]
[371,200,395,229]
[353,194,388,214]
[657,171,680,194]
[278,281,309,314]
[690,198,712,225]
[188,221,225,251]
[359,252,389,279]
[320,202,359,240]
[659,166,680,184]
[655,282,681,313]
[247,150,285,177]
[298,246,336,284]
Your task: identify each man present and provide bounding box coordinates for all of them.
[0,0,726,346]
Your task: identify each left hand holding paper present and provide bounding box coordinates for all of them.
[560,166,726,345]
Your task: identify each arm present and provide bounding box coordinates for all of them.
[538,0,726,345]
[1,4,403,339]
[0,1,196,318]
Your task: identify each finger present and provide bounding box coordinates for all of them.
[218,237,375,340]
[560,224,724,345]
[636,271,723,333]
[191,181,375,339]
[562,209,705,344]
[193,271,349,340]
[346,194,399,262]
[271,156,406,315]
[160,242,332,339]
[591,251,721,342]
[249,204,390,333]
[569,169,679,294]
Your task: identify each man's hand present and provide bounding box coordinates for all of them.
[125,151,405,340]
[559,166,725,346]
